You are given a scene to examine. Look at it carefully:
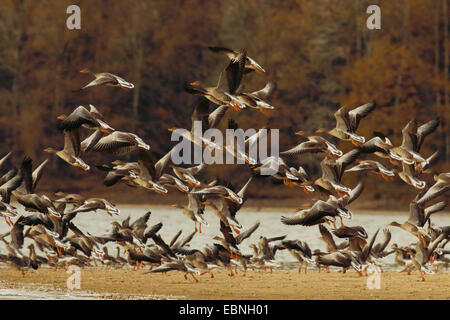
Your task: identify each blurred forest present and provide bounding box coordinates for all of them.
[0,0,448,209]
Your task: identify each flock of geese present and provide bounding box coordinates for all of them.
[0,46,449,283]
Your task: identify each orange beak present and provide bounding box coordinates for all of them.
[295,131,305,136]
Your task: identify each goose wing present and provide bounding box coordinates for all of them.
[235,221,260,245]
[251,82,276,100]
[225,49,246,94]
[208,105,228,129]
[416,118,440,152]
[348,102,376,131]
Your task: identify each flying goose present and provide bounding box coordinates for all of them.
[316,103,376,146]
[44,130,90,171]
[208,46,266,73]
[77,69,134,90]
[57,105,114,134]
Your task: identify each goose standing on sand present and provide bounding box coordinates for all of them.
[76,68,134,90]
[316,103,376,146]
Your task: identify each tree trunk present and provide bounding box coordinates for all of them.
[443,0,449,161]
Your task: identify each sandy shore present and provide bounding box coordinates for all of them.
[0,267,448,300]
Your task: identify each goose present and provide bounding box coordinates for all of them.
[170,163,206,187]
[214,221,260,254]
[280,200,347,227]
[280,131,343,158]
[190,183,243,205]
[252,156,314,193]
[314,149,361,196]
[235,82,276,114]
[185,49,246,109]
[371,229,394,261]
[316,103,376,146]
[318,224,349,253]
[44,130,90,171]
[388,202,431,245]
[408,233,446,281]
[332,225,368,240]
[325,182,364,225]
[344,160,395,180]
[208,46,266,73]
[416,172,450,205]
[0,237,38,276]
[146,258,201,282]
[397,162,427,189]
[280,240,314,273]
[89,131,150,155]
[171,203,208,233]
[393,118,440,170]
[56,105,114,134]
[313,250,360,274]
[65,198,119,216]
[76,68,134,90]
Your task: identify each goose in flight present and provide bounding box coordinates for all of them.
[208,46,266,74]
[415,172,449,205]
[44,130,90,171]
[345,160,395,180]
[89,131,150,156]
[280,131,343,158]
[316,102,376,146]
[56,105,114,134]
[76,69,134,90]
[280,199,349,227]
